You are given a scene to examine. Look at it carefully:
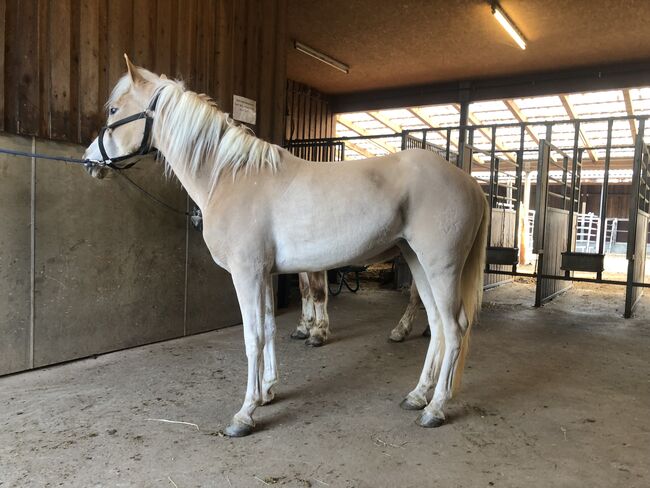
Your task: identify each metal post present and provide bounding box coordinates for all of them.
[534,125,553,307]
[625,119,646,317]
[566,122,581,257]
[596,120,614,269]
[458,101,469,146]
[512,124,526,272]
[445,128,451,162]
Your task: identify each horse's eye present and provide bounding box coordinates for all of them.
[109,107,118,115]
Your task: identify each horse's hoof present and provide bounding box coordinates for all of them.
[416,411,445,428]
[223,421,254,437]
[399,397,426,411]
[290,329,310,340]
[388,331,406,343]
[422,327,431,337]
[305,335,325,347]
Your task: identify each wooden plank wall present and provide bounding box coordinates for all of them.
[285,79,335,142]
[0,0,288,145]
[485,209,516,288]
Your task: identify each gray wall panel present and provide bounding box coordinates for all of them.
[185,224,241,335]
[32,141,186,367]
[0,133,242,374]
[0,134,32,374]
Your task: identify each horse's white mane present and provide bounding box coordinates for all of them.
[109,73,280,194]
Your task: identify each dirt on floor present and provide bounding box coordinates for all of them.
[1,282,649,487]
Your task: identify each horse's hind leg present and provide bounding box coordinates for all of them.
[305,271,330,347]
[398,248,444,411]
[291,272,314,340]
[389,280,421,342]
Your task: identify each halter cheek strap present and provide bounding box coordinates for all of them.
[95,93,160,170]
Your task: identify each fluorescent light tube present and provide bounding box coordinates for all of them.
[492,2,527,50]
[294,41,350,74]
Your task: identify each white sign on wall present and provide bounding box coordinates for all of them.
[232,95,257,125]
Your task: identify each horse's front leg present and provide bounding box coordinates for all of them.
[224,270,270,437]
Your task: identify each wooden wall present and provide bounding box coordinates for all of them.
[0,0,287,145]
[285,79,335,141]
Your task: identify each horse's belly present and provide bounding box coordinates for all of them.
[273,219,400,273]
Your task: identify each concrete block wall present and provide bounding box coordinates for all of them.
[0,132,241,376]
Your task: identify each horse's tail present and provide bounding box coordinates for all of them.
[452,194,489,395]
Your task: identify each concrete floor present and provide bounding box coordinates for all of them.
[1,281,649,487]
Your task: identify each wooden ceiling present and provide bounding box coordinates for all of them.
[287,0,650,95]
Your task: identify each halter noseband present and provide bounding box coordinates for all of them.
[91,93,160,170]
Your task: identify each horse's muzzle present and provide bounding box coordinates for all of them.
[84,160,108,179]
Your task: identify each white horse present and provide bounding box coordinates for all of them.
[84,56,489,437]
[292,272,426,345]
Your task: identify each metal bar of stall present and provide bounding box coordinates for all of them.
[597,119,614,280]
[418,114,649,132]
[445,128,451,161]
[486,127,498,252]
[484,269,650,288]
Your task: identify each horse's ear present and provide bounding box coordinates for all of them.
[160,74,168,80]
[124,53,145,85]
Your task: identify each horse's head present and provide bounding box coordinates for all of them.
[83,54,163,178]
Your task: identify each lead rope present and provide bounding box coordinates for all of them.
[0,146,203,228]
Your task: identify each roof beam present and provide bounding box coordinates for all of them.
[336,116,397,154]
[503,99,539,144]
[559,95,599,162]
[367,111,402,133]
[331,61,650,113]
[408,108,483,165]
[504,99,558,163]
[623,89,637,141]
[452,104,517,163]
[344,141,375,159]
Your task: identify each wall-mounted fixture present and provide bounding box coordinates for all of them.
[294,41,350,74]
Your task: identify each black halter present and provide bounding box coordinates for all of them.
[94,93,160,170]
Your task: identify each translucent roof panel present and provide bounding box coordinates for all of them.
[334,86,650,177]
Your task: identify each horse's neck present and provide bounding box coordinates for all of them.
[153,136,212,211]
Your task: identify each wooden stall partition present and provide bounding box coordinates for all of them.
[485,208,517,289]
[535,208,573,306]
[624,134,650,317]
[625,212,648,317]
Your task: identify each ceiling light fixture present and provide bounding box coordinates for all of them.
[294,41,350,74]
[491,1,527,50]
